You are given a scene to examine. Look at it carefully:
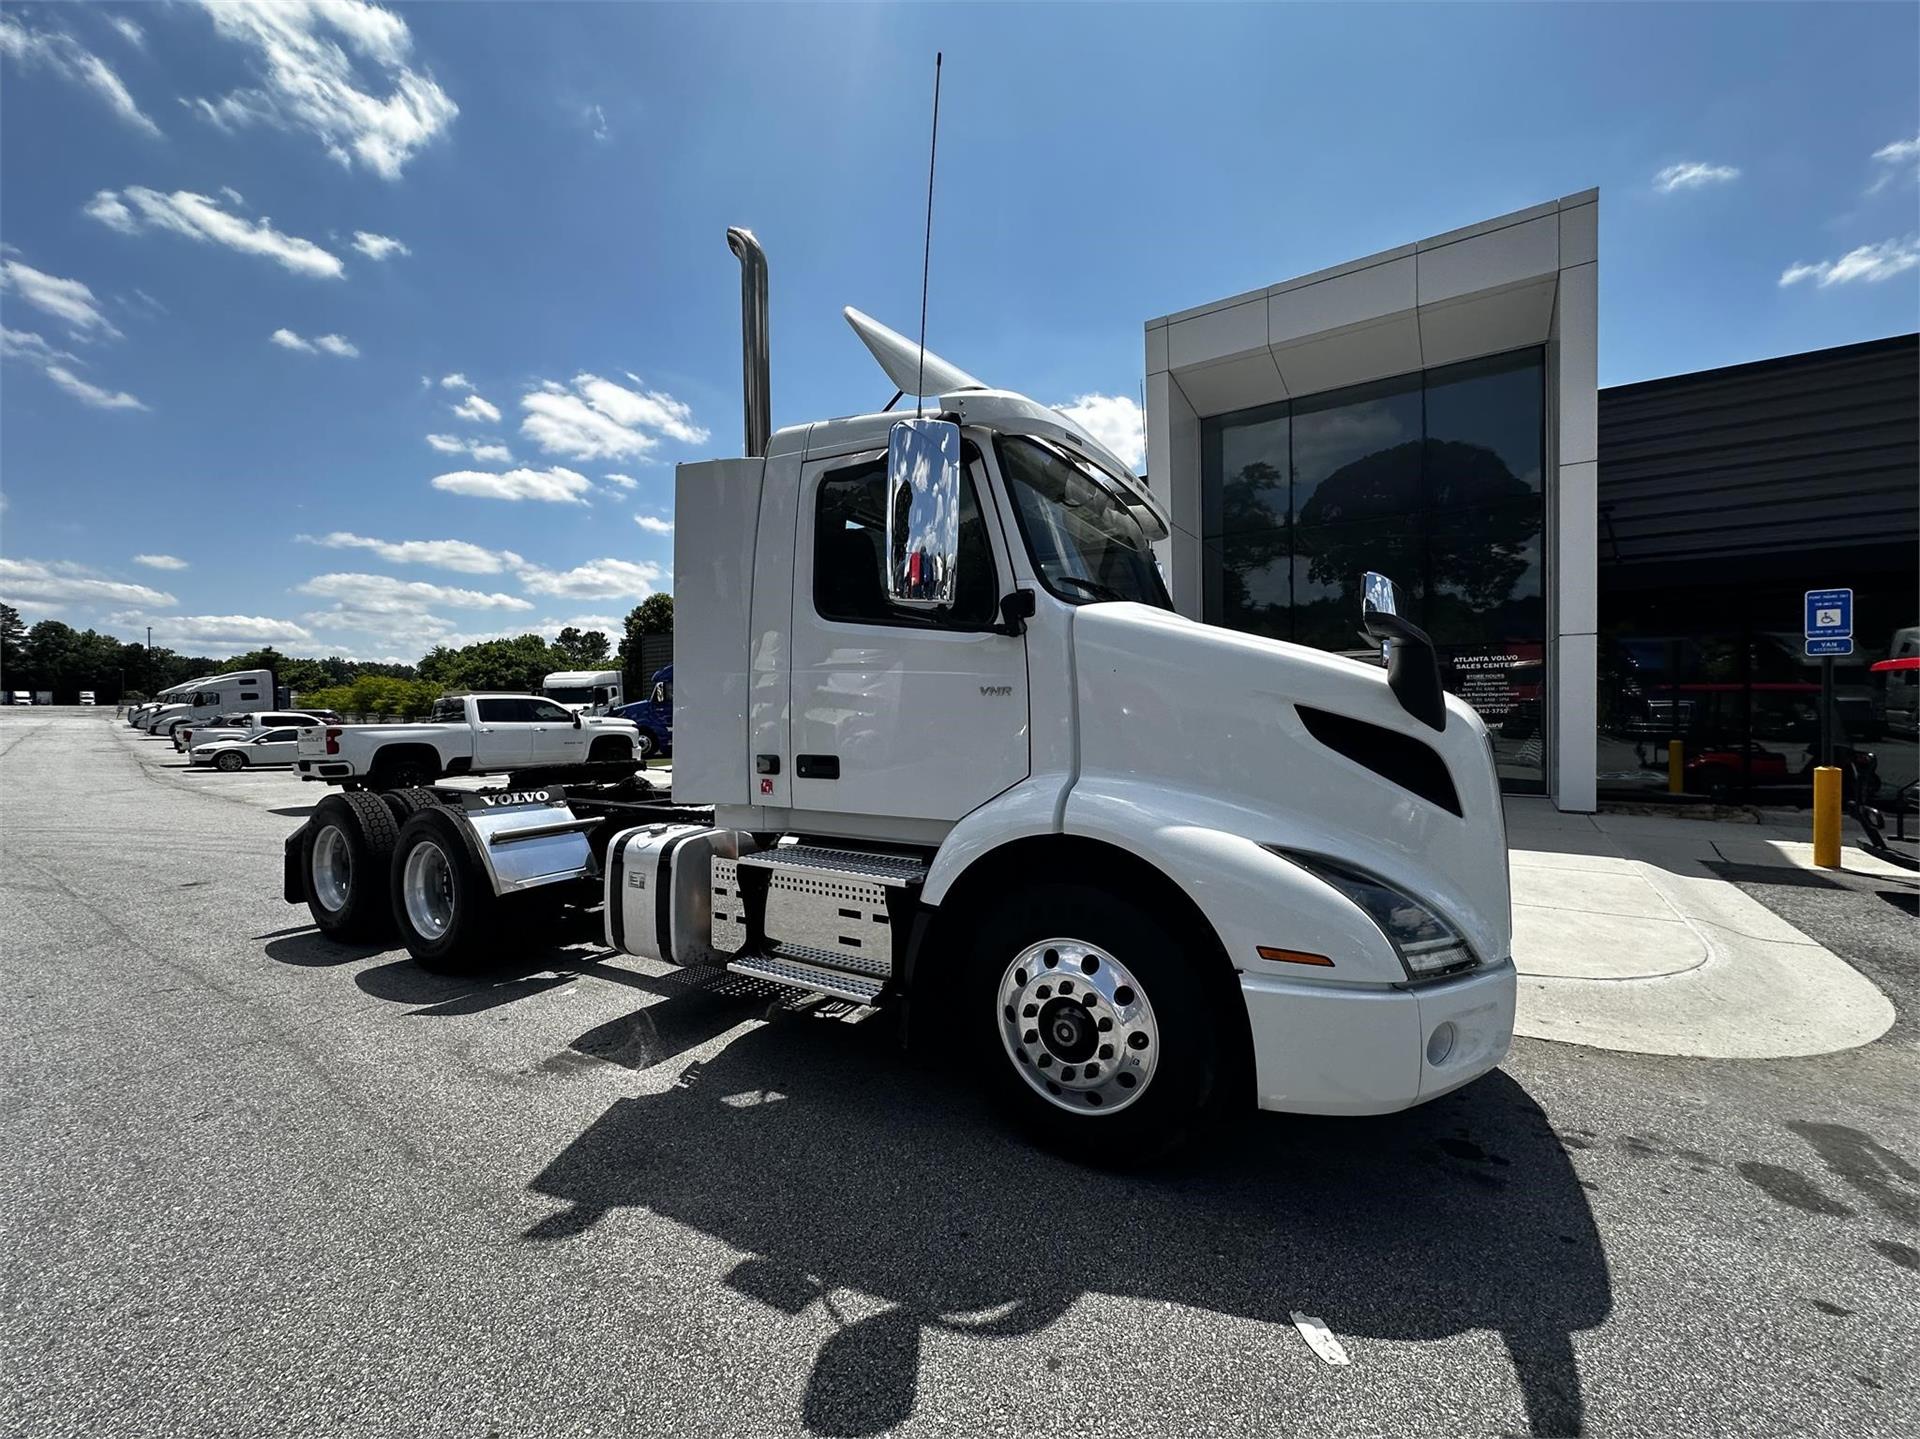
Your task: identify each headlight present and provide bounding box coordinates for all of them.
[1264,848,1476,980]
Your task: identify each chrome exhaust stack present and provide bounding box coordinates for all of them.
[726,226,770,458]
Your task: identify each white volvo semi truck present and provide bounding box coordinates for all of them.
[280,228,1515,1157]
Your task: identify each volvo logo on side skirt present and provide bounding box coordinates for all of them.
[477,788,555,808]
[979,685,1014,697]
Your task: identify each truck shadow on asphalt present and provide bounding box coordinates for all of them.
[523,992,1613,1438]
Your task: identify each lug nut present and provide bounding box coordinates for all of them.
[1083,1063,1099,1079]
[1097,1017,1113,1033]
[1036,984,1052,999]
[1060,1065,1076,1081]
[1098,1044,1113,1060]
[1037,1054,1052,1069]
[1023,1029,1038,1044]
[1023,1003,1038,1018]
[1059,980,1074,995]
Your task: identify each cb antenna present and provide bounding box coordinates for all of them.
[916,51,942,417]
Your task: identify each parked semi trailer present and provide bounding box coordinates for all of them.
[279,228,1515,1158]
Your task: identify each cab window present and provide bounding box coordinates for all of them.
[429,698,467,724]
[812,451,997,628]
[477,698,531,723]
[529,700,574,723]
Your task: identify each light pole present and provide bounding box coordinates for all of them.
[146,626,152,697]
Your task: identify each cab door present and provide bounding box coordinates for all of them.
[527,697,587,763]
[471,697,535,768]
[788,445,1028,821]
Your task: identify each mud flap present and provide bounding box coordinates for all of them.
[282,824,307,905]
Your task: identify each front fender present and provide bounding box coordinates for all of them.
[1062,778,1408,987]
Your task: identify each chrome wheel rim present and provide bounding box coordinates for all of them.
[312,824,352,913]
[997,938,1159,1115]
[402,839,455,941]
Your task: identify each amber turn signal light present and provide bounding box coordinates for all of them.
[1257,946,1335,967]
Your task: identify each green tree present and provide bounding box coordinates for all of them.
[447,634,560,693]
[552,626,612,668]
[617,594,673,687]
[0,604,27,687]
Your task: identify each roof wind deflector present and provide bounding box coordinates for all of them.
[844,306,986,397]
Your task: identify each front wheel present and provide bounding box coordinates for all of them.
[969,883,1234,1163]
[633,729,656,761]
[214,750,247,772]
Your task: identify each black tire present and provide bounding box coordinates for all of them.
[371,752,439,791]
[634,729,657,760]
[213,750,247,772]
[390,809,502,973]
[967,882,1232,1164]
[381,786,442,824]
[588,736,631,763]
[301,791,399,940]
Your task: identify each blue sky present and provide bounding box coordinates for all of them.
[2,1,1915,663]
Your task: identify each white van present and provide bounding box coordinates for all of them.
[78,691,96,706]
[542,669,625,715]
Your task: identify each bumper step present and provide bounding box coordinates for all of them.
[725,952,886,1005]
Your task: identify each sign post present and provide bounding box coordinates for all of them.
[1804,588,1853,769]
[1804,589,1852,868]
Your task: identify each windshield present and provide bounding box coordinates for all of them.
[543,686,597,705]
[997,437,1171,609]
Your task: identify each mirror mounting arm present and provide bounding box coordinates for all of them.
[995,589,1037,637]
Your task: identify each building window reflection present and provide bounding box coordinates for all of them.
[1201,347,1547,792]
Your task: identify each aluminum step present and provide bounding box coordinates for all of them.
[725,952,885,1006]
[736,844,928,887]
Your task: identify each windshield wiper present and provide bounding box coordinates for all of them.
[1054,575,1129,602]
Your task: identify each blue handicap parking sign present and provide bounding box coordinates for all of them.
[1806,636,1854,658]
[1805,588,1852,640]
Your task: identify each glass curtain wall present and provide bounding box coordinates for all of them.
[1201,348,1547,791]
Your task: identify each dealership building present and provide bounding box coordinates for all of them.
[1144,191,1918,813]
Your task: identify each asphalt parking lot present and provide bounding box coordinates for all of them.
[3,707,1916,1438]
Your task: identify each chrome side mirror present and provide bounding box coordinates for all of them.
[886,418,962,608]
[1359,570,1446,732]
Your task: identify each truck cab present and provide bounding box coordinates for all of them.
[613,665,673,758]
[541,669,624,716]
[621,231,1514,1155]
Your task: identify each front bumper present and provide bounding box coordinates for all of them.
[1241,959,1516,1117]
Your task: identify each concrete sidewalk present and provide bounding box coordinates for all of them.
[1504,799,1908,1059]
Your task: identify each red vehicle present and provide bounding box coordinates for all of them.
[1684,743,1789,793]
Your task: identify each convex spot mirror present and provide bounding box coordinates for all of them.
[886,417,963,609]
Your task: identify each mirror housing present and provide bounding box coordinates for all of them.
[886,418,963,609]
[1360,571,1446,732]
[572,711,582,728]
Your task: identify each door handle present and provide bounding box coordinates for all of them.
[796,754,839,779]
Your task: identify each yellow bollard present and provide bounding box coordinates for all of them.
[1668,739,1684,795]
[1813,766,1842,868]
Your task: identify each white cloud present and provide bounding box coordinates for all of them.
[587,103,609,142]
[516,557,664,600]
[89,187,345,279]
[0,259,123,340]
[632,514,674,536]
[351,230,409,260]
[0,558,174,609]
[83,189,137,234]
[604,472,638,489]
[452,393,501,424]
[1869,134,1920,194]
[107,15,146,49]
[1053,393,1146,471]
[298,531,521,575]
[187,0,457,180]
[133,554,189,571]
[1654,161,1740,194]
[0,327,80,367]
[430,466,593,505]
[438,372,472,390]
[269,328,358,358]
[519,373,707,462]
[44,364,148,411]
[135,613,319,649]
[1780,236,1920,288]
[0,15,160,136]
[298,572,533,611]
[425,434,512,464]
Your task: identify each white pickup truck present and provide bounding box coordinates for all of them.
[296,692,643,789]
